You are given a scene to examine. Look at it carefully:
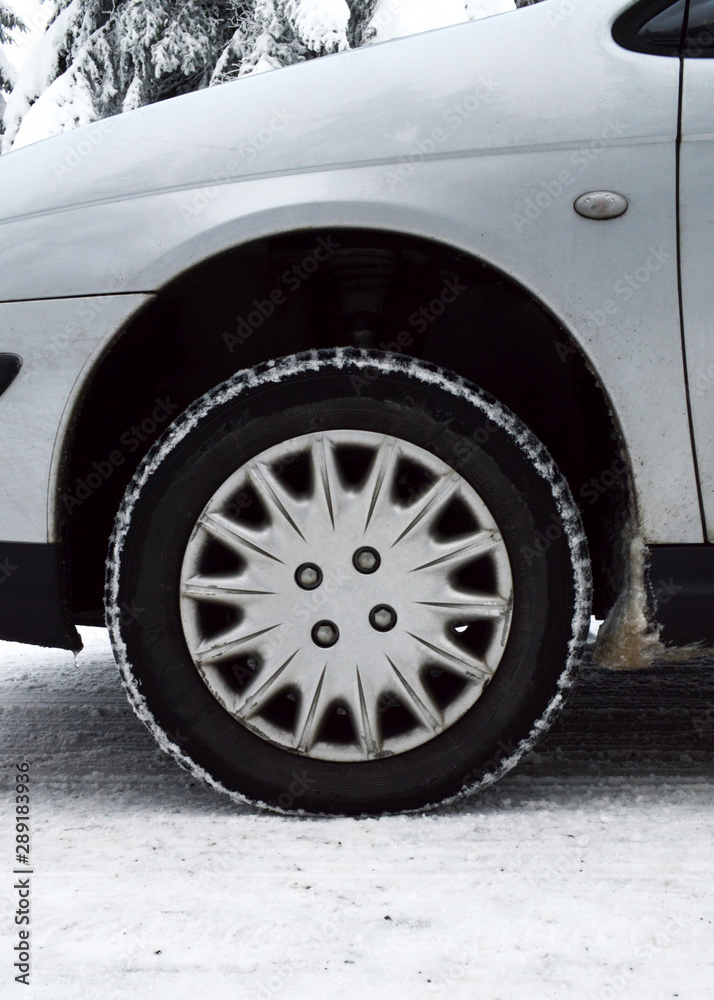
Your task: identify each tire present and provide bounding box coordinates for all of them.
[106,349,591,815]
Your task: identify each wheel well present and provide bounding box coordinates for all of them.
[63,228,630,622]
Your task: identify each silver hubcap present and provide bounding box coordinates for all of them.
[179,430,514,762]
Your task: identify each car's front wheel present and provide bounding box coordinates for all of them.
[106,350,591,814]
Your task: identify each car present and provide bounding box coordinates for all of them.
[0,0,712,815]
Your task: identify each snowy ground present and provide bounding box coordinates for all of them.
[1,627,713,998]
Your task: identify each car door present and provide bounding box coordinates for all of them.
[679,0,714,537]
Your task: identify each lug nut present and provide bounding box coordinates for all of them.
[296,563,323,590]
[353,547,381,574]
[369,604,397,633]
[312,620,339,648]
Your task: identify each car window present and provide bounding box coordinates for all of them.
[613,0,687,54]
[683,0,714,54]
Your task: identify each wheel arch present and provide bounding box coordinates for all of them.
[58,225,633,625]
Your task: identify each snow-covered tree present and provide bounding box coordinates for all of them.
[2,0,518,152]
[346,0,379,47]
[0,1,26,100]
[0,1,25,50]
[2,0,242,150]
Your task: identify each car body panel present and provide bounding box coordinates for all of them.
[0,296,151,542]
[680,55,714,540]
[0,0,704,552]
[0,0,681,246]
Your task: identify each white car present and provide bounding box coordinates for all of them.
[0,0,711,813]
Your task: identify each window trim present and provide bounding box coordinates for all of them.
[612,0,687,56]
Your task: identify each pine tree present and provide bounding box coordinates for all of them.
[346,0,380,47]
[211,1,354,84]
[0,0,27,138]
[2,1,240,148]
[0,0,26,95]
[0,0,25,49]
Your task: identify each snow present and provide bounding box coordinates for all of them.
[10,60,94,149]
[1,0,79,151]
[1,625,714,997]
[0,40,15,86]
[466,0,518,21]
[370,0,516,42]
[283,0,349,53]
[0,1,53,75]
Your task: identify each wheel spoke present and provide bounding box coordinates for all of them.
[181,574,275,604]
[356,665,382,758]
[295,665,327,753]
[199,512,283,564]
[248,463,307,541]
[407,631,492,684]
[196,622,282,666]
[385,656,443,734]
[359,437,400,531]
[409,529,501,572]
[310,437,343,529]
[391,474,459,547]
[234,649,301,720]
[417,593,510,621]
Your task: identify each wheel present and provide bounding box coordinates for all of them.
[106,349,591,814]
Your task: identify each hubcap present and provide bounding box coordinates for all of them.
[180,430,514,762]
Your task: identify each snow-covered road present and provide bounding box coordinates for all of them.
[1,628,713,998]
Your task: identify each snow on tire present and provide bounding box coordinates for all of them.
[105,349,592,814]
